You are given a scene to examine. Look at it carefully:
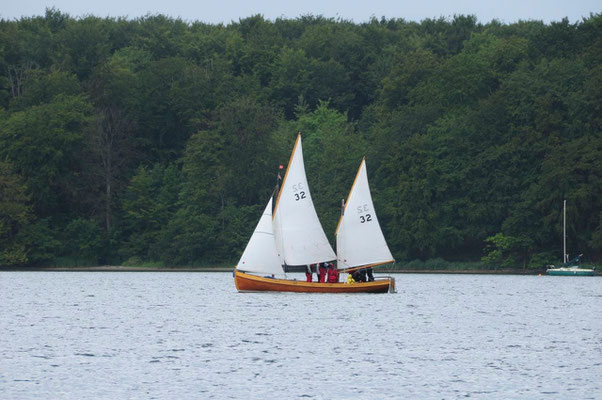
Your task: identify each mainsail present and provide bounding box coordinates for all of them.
[236,197,283,275]
[273,134,336,265]
[335,158,394,269]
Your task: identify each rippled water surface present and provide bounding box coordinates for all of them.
[1,272,601,399]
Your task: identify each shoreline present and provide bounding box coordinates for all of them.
[0,266,234,272]
[0,265,574,275]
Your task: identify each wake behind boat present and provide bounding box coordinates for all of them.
[234,133,395,293]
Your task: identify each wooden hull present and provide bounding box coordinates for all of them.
[234,270,394,293]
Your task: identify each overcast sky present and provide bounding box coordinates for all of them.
[1,0,600,24]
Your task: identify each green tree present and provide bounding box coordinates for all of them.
[62,218,103,265]
[120,164,182,262]
[482,233,525,269]
[0,94,93,217]
[269,47,310,118]
[0,161,32,266]
[168,97,284,263]
[9,69,82,111]
[136,56,214,162]
[54,16,111,80]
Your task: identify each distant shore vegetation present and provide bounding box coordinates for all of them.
[1,9,601,270]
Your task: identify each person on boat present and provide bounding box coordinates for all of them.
[318,262,328,283]
[352,269,367,282]
[366,267,374,282]
[327,263,339,283]
[312,263,320,281]
[346,273,355,284]
[305,265,313,282]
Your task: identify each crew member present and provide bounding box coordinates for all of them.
[305,265,313,282]
[327,263,339,283]
[318,262,327,283]
[352,269,366,282]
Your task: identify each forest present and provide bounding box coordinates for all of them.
[1,9,601,269]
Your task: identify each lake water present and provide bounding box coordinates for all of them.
[1,271,601,399]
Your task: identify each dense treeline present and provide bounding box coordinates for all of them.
[1,9,601,269]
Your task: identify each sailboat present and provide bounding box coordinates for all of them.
[547,200,596,276]
[234,134,395,293]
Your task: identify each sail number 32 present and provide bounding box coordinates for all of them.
[292,182,306,201]
[357,204,372,223]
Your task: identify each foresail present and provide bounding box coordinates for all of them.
[273,134,336,265]
[236,198,284,275]
[335,158,394,269]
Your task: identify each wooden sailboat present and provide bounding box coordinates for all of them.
[547,200,596,276]
[234,134,395,293]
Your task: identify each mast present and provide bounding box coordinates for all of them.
[563,199,567,263]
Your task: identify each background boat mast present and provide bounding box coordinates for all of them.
[562,200,569,263]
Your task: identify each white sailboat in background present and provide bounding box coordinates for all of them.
[336,157,395,272]
[547,200,596,276]
[234,134,395,293]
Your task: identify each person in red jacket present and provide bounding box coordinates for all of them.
[305,264,313,282]
[318,262,327,283]
[327,263,339,283]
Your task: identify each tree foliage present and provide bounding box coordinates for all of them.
[0,11,601,268]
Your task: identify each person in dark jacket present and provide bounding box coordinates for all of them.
[352,269,365,282]
[357,268,367,282]
[366,267,374,282]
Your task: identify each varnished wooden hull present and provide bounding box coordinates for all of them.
[234,270,394,293]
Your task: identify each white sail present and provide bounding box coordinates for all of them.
[273,134,336,265]
[335,158,394,269]
[236,197,284,275]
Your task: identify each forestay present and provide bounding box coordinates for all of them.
[273,134,336,265]
[335,158,394,269]
[236,198,284,275]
